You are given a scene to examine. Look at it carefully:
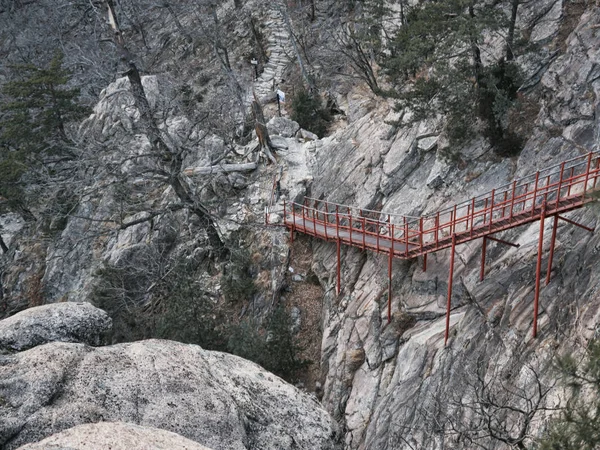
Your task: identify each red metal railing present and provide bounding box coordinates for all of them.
[282,152,600,259]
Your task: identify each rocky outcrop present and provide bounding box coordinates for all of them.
[0,339,339,450]
[17,422,212,450]
[0,303,111,353]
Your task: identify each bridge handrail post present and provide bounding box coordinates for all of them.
[313,205,317,235]
[349,207,353,245]
[470,198,475,237]
[361,212,366,250]
[336,206,340,239]
[594,155,600,189]
[509,181,517,221]
[483,198,488,225]
[323,202,329,240]
[419,217,424,254]
[302,204,306,231]
[404,217,409,257]
[489,189,495,231]
[452,204,457,235]
[531,171,540,215]
[435,212,440,249]
[555,162,565,209]
[567,167,575,196]
[582,152,593,201]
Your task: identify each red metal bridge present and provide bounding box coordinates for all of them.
[267,152,599,344]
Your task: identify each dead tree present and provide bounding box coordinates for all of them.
[105,0,224,253]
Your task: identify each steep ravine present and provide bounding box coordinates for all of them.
[300,5,600,449]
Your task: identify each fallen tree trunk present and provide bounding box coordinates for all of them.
[183,162,258,176]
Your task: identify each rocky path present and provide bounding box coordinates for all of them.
[247,3,293,104]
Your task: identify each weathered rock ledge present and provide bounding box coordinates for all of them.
[0,302,112,354]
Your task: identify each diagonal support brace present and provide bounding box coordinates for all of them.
[546,215,595,285]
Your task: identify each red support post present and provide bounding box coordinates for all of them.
[445,234,456,346]
[423,253,427,272]
[388,241,393,324]
[533,203,546,338]
[336,239,341,296]
[546,215,559,285]
[480,236,487,282]
[336,206,340,239]
[557,215,596,232]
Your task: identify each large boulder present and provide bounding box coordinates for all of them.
[0,340,339,450]
[0,303,112,353]
[17,422,212,450]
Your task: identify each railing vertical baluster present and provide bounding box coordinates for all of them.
[336,206,340,240]
[555,162,565,209]
[594,156,600,189]
[489,189,495,231]
[376,219,380,253]
[452,205,457,236]
[419,217,424,254]
[404,217,409,257]
[302,204,306,231]
[582,152,593,201]
[435,212,440,249]
[568,167,575,196]
[313,203,317,236]
[349,207,353,245]
[362,216,366,250]
[509,181,517,220]
[323,203,329,240]
[483,198,488,225]
[470,198,475,237]
[531,172,540,216]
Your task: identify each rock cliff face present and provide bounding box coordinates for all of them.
[297,5,600,449]
[1,0,600,449]
[0,338,338,450]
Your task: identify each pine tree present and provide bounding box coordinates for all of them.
[0,51,86,218]
[383,0,522,152]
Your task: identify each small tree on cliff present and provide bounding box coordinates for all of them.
[538,340,600,449]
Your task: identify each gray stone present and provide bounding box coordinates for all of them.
[0,340,339,450]
[0,303,112,354]
[17,422,212,450]
[267,117,300,138]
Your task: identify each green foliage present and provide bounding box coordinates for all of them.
[291,90,331,138]
[0,51,87,216]
[538,340,600,449]
[227,305,308,380]
[221,249,257,304]
[384,0,524,154]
